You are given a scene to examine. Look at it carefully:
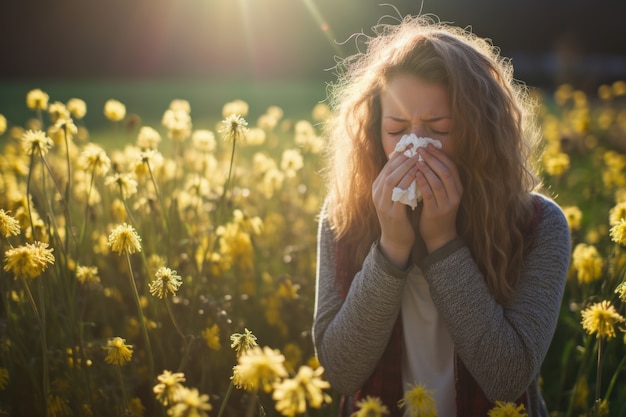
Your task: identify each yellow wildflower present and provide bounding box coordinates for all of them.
[581,300,625,339]
[191,129,216,153]
[543,152,570,176]
[166,387,212,417]
[230,328,258,357]
[281,149,304,178]
[274,365,331,413]
[78,144,111,176]
[222,99,249,118]
[105,173,138,199]
[103,337,133,366]
[0,114,6,135]
[48,101,70,124]
[232,346,288,393]
[26,88,49,111]
[75,265,100,285]
[103,99,126,122]
[351,396,390,417]
[107,223,142,255]
[0,209,21,237]
[487,401,528,417]
[0,368,8,390]
[136,126,162,150]
[571,243,604,284]
[149,267,182,299]
[153,370,186,406]
[616,281,626,303]
[609,202,626,226]
[201,324,221,351]
[66,98,87,119]
[3,241,55,279]
[219,114,248,143]
[561,206,582,232]
[162,108,192,141]
[397,383,437,417]
[21,129,54,156]
[609,219,626,245]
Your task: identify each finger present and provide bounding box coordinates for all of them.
[418,146,463,198]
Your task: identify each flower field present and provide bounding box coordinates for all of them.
[0,81,625,417]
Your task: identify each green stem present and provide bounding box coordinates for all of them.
[604,351,626,400]
[164,297,190,372]
[147,161,169,232]
[595,337,603,402]
[116,366,131,413]
[124,252,155,382]
[216,381,234,417]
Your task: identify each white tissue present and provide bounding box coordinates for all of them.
[390,134,442,209]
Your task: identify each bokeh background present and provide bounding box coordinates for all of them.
[2,0,625,127]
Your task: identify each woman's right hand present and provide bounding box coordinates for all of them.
[372,153,419,268]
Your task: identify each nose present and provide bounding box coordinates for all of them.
[410,124,427,137]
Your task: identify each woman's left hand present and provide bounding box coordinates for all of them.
[415,144,464,253]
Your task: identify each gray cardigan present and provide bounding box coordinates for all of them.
[313,194,570,416]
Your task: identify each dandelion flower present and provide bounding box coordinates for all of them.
[3,241,55,279]
[616,281,626,303]
[232,346,288,393]
[78,144,111,176]
[168,99,191,113]
[230,328,258,357]
[219,114,248,143]
[75,265,100,285]
[351,396,390,417]
[581,300,625,339]
[281,149,304,178]
[608,202,626,226]
[103,337,133,366]
[487,401,528,417]
[153,370,186,406]
[48,101,71,124]
[272,365,331,416]
[609,219,626,245]
[222,99,249,118]
[148,267,182,299]
[0,209,21,237]
[26,88,49,111]
[191,129,216,153]
[201,324,221,351]
[105,173,138,199]
[0,114,6,135]
[543,152,570,176]
[104,99,126,122]
[0,368,8,390]
[66,98,87,119]
[562,206,582,231]
[397,383,437,417]
[571,243,604,284]
[166,387,212,417]
[21,129,54,156]
[137,126,162,150]
[107,223,142,255]
[162,109,192,141]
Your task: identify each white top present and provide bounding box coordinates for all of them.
[401,268,456,417]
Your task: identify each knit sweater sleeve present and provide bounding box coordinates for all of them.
[419,195,571,402]
[312,208,410,394]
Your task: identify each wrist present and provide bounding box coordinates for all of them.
[379,237,412,269]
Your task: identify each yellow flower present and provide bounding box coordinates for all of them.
[609,202,626,226]
[543,152,570,176]
[26,88,49,111]
[616,281,626,303]
[103,99,126,122]
[66,98,87,120]
[232,346,288,393]
[3,241,55,279]
[162,108,192,142]
[21,129,54,156]
[78,144,111,176]
[0,209,21,237]
[105,173,138,199]
[103,337,133,366]
[107,223,142,255]
[562,206,582,231]
[487,401,528,417]
[272,365,331,416]
[230,328,258,357]
[280,149,304,178]
[48,101,71,125]
[219,114,248,143]
[0,368,8,390]
[0,114,6,135]
[153,370,186,406]
[191,129,216,153]
[149,267,182,299]
[166,387,212,417]
[571,243,604,284]
[137,126,162,150]
[75,265,100,285]
[222,99,249,118]
[581,300,625,339]
[397,383,437,417]
[201,324,221,351]
[609,219,626,245]
[351,396,390,417]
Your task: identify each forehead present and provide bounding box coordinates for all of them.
[381,74,450,117]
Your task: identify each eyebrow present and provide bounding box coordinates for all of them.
[383,115,452,122]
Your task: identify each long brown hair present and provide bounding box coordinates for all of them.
[322,15,542,303]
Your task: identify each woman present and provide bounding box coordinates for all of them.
[312,14,571,417]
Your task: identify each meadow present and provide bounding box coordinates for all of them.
[0,79,625,417]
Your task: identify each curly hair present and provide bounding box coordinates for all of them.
[322,15,543,303]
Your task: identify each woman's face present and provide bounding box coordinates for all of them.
[380,73,455,158]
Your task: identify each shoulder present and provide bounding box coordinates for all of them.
[531,192,571,247]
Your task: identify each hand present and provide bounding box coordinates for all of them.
[372,153,419,268]
[415,144,463,253]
